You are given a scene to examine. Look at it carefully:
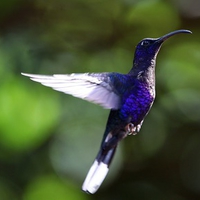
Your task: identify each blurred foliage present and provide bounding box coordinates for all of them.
[0,0,199,199]
[0,74,60,154]
[23,174,88,200]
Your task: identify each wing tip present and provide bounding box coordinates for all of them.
[21,72,31,77]
[21,72,42,79]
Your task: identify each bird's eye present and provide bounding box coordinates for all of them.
[141,40,150,46]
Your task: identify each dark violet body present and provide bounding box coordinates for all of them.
[120,80,154,124]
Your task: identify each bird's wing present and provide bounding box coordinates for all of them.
[21,72,122,109]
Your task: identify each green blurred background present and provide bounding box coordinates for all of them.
[0,0,200,199]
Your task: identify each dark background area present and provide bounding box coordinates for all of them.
[0,0,200,199]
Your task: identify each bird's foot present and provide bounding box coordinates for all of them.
[125,123,137,135]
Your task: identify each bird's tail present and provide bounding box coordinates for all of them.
[82,146,117,194]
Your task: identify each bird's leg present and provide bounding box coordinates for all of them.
[103,120,143,152]
[125,123,137,135]
[125,119,144,135]
[135,120,143,133]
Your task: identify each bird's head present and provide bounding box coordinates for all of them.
[134,29,192,64]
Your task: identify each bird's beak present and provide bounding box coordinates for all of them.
[156,29,192,43]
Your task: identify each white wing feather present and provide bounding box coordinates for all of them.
[21,73,121,109]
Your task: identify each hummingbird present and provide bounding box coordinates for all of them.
[22,29,191,194]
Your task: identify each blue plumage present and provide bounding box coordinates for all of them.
[21,29,191,194]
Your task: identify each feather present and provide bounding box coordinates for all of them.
[82,160,109,194]
[21,73,121,109]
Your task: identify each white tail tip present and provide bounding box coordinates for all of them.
[82,160,109,194]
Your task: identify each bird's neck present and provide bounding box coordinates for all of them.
[129,57,156,87]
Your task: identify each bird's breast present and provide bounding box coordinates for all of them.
[120,82,155,125]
